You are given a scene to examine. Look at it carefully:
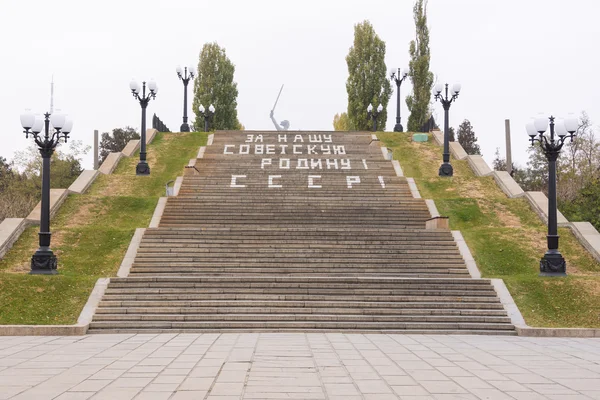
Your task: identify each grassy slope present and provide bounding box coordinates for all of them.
[0,132,208,325]
[379,132,600,328]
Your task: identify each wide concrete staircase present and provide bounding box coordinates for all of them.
[90,131,515,334]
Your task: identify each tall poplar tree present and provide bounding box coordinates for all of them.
[345,21,392,131]
[406,0,434,132]
[456,119,481,155]
[192,42,240,131]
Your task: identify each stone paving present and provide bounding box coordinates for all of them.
[0,334,599,400]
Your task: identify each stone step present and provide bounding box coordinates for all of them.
[91,314,511,324]
[97,299,504,310]
[95,306,508,316]
[87,320,514,331]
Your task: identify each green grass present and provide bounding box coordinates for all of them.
[379,132,600,328]
[0,132,208,324]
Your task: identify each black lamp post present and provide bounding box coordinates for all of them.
[367,103,383,132]
[129,79,158,175]
[20,110,73,274]
[527,114,578,276]
[176,65,196,132]
[434,82,461,177]
[390,67,409,132]
[198,104,216,132]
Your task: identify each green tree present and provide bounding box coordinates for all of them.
[345,21,392,131]
[193,42,240,131]
[448,126,455,142]
[99,126,140,163]
[456,119,481,155]
[333,113,350,131]
[406,0,434,132]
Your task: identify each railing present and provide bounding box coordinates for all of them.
[419,115,438,133]
[152,114,170,132]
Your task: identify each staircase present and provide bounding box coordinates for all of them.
[89,131,515,334]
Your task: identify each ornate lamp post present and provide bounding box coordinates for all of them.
[20,110,73,274]
[390,67,409,132]
[198,104,215,132]
[526,114,578,276]
[129,79,158,175]
[367,103,383,132]
[176,65,196,132]
[434,82,461,177]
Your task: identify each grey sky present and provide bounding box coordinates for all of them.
[1,0,598,170]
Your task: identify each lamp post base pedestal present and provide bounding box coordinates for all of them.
[540,251,567,276]
[180,123,190,132]
[438,162,454,177]
[393,123,404,132]
[30,250,58,275]
[136,161,151,176]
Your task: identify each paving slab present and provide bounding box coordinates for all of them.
[0,333,598,399]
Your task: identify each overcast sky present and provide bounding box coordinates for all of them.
[1,0,598,170]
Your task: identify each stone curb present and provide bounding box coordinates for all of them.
[569,222,600,263]
[406,178,421,199]
[452,231,481,279]
[149,198,167,228]
[207,134,214,146]
[173,177,183,196]
[117,229,146,278]
[391,160,403,177]
[0,277,108,336]
[425,199,440,218]
[491,279,526,327]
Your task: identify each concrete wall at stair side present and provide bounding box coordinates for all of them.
[26,189,70,223]
[570,222,600,263]
[121,140,140,157]
[449,142,468,160]
[0,218,32,259]
[525,191,569,226]
[98,152,123,175]
[68,170,100,194]
[492,171,525,198]
[466,155,493,176]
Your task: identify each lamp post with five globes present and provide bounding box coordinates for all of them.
[176,65,196,132]
[390,67,409,132]
[198,104,215,132]
[434,82,461,177]
[20,111,73,274]
[526,114,578,276]
[367,103,383,132]
[129,80,157,175]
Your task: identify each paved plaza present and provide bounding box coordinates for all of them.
[0,334,599,399]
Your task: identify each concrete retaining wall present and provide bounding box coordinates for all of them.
[0,218,33,259]
[491,171,525,198]
[117,229,146,278]
[466,155,493,176]
[449,142,468,160]
[525,191,569,226]
[98,152,123,175]
[68,170,100,194]
[26,189,70,224]
[149,197,167,228]
[431,129,444,146]
[121,139,140,157]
